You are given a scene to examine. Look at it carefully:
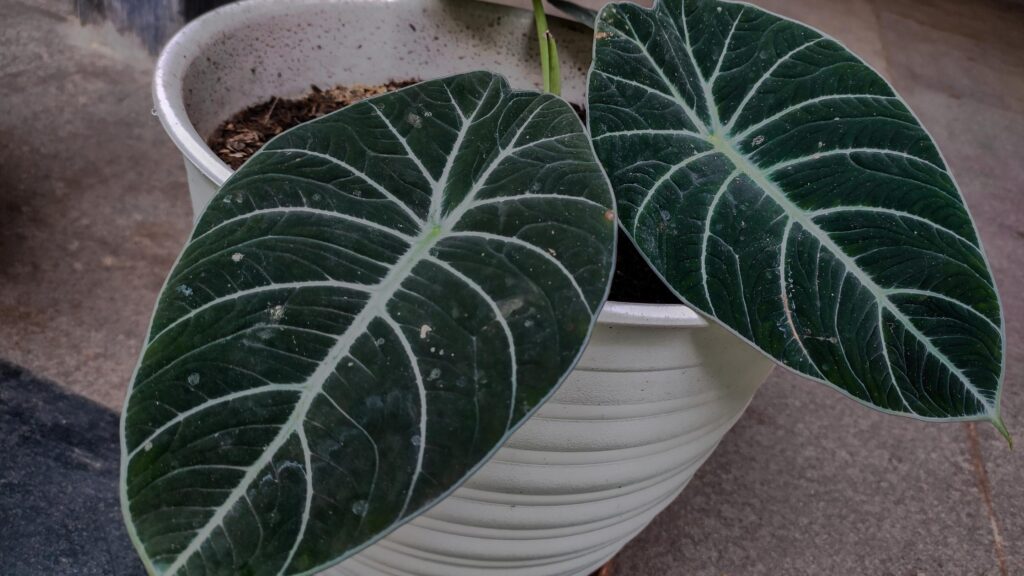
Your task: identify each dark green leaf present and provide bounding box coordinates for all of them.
[588,0,1005,425]
[121,71,616,575]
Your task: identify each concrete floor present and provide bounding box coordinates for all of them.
[1,0,1022,573]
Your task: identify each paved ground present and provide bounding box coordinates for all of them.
[1,360,144,575]
[1,0,1021,573]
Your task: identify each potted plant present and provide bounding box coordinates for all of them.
[127,0,1006,575]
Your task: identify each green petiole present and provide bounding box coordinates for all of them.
[531,0,561,95]
[546,31,561,96]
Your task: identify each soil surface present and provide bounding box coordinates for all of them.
[209,80,418,169]
[211,83,681,306]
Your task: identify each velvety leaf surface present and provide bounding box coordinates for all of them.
[588,0,1004,423]
[121,71,616,575]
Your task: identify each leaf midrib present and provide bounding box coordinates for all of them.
[155,87,489,573]
[711,136,993,414]
[159,225,441,575]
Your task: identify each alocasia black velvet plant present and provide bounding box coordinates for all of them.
[121,1,1006,574]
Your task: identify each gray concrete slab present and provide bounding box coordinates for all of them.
[0,0,1020,574]
[0,0,191,409]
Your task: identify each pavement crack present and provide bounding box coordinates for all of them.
[965,422,1008,576]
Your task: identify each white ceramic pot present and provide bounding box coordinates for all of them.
[153,1,774,574]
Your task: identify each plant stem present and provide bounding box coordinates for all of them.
[546,31,561,96]
[532,0,551,93]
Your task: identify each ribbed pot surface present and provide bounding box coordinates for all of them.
[330,314,772,576]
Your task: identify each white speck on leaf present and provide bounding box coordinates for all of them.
[428,368,441,381]
[351,500,368,517]
[406,112,422,128]
[752,135,766,146]
[269,305,285,321]
[420,324,432,339]
[411,435,422,447]
[187,373,200,386]
[498,296,525,318]
[176,284,193,297]
[376,337,385,346]
[144,442,153,452]
[231,252,244,262]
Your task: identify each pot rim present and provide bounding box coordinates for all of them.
[152,0,708,330]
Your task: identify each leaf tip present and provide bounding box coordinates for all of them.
[991,413,1013,449]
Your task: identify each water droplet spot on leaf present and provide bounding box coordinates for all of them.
[351,500,368,517]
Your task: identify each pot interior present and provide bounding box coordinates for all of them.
[180,0,595,141]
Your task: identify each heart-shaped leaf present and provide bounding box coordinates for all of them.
[588,0,1005,426]
[121,71,616,575]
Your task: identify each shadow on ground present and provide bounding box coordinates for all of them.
[0,360,145,575]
